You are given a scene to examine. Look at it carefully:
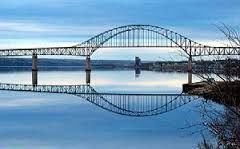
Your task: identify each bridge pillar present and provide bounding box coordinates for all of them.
[188,55,192,84]
[32,54,38,86]
[85,56,91,84]
[86,70,91,84]
[85,56,91,71]
[32,54,38,71]
[32,70,38,86]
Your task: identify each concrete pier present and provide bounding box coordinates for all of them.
[85,56,91,71]
[85,56,91,84]
[32,70,38,86]
[32,54,38,86]
[86,70,91,84]
[188,55,192,84]
[32,54,38,71]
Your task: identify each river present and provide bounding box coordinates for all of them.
[0,69,206,148]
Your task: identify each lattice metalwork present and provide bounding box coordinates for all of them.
[78,92,196,117]
[0,83,93,94]
[0,25,239,57]
[0,83,198,116]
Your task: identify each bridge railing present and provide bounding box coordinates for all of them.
[0,25,239,57]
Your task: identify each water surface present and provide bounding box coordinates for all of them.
[0,69,204,148]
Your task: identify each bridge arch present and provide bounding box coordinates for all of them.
[0,24,239,57]
[77,25,204,56]
[77,92,195,117]
[0,83,197,117]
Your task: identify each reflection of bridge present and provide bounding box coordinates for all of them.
[0,83,199,117]
[0,25,240,85]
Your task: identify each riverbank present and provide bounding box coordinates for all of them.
[183,81,240,106]
[0,58,239,74]
[0,58,135,71]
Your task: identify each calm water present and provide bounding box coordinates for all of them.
[0,69,204,148]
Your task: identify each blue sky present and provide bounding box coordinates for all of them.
[0,0,239,60]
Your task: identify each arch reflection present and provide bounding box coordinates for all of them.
[0,83,200,117]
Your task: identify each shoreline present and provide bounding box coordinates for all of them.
[183,81,240,106]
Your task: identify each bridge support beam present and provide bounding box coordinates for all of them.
[32,54,38,86]
[85,56,91,71]
[188,55,192,84]
[85,56,91,84]
[86,70,91,84]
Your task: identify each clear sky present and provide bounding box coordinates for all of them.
[0,0,239,60]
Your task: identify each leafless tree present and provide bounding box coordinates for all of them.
[192,24,240,149]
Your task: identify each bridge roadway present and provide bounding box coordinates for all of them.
[0,45,239,57]
[1,25,240,84]
[0,25,239,57]
[0,83,200,116]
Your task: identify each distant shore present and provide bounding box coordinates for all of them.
[0,58,239,74]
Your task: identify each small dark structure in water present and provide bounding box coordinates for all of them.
[135,57,141,69]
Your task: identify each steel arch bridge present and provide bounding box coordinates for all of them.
[0,25,239,57]
[0,83,199,117]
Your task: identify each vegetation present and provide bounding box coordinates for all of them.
[195,24,240,149]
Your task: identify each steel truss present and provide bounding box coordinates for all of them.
[0,25,239,57]
[0,83,199,116]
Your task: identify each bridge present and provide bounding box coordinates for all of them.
[1,24,240,84]
[0,83,199,117]
[0,25,239,57]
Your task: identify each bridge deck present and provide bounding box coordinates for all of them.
[0,25,239,57]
